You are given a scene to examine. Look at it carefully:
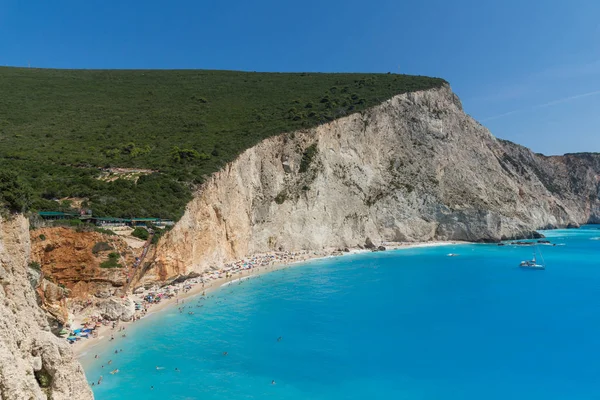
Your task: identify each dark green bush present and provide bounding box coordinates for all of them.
[274,191,287,205]
[28,261,41,271]
[92,241,113,254]
[131,227,149,240]
[299,144,318,173]
[94,227,116,236]
[35,369,52,388]
[100,252,122,268]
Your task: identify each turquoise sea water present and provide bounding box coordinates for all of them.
[81,226,600,399]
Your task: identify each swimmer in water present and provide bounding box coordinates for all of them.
[223,351,228,356]
[156,366,165,370]
[271,380,276,385]
[277,337,282,342]
[175,368,180,372]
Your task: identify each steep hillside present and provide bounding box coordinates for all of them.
[0,67,444,220]
[0,215,92,400]
[147,85,600,281]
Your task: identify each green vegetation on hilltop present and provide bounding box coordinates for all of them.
[0,67,445,219]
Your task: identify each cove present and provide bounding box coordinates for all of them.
[81,226,600,399]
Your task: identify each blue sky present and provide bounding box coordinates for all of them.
[1,0,599,155]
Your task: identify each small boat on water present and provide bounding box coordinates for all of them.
[519,257,545,270]
[519,238,546,270]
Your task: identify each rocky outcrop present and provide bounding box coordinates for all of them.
[0,215,93,400]
[95,297,135,322]
[147,84,600,281]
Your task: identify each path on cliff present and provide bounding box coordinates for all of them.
[122,231,155,293]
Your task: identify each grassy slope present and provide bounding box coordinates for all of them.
[0,67,445,219]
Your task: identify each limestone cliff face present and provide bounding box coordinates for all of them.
[149,85,600,281]
[0,215,92,400]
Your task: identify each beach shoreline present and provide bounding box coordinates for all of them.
[72,240,463,358]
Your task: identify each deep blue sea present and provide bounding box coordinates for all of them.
[81,226,600,399]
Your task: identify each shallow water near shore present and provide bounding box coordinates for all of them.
[82,226,600,399]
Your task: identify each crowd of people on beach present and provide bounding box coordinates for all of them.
[71,249,327,389]
[66,250,324,349]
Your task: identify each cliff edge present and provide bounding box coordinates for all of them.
[0,215,92,400]
[148,84,599,281]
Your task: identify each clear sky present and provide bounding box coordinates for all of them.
[1,0,599,155]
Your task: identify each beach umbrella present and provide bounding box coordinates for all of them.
[67,336,78,340]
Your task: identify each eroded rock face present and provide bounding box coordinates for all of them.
[148,85,600,282]
[0,215,93,400]
[30,228,132,298]
[29,227,135,322]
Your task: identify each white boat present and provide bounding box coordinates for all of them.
[519,257,545,270]
[519,240,546,270]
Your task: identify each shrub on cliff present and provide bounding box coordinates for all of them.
[28,261,41,271]
[92,241,113,254]
[131,227,149,240]
[94,227,116,236]
[299,144,318,173]
[100,252,122,268]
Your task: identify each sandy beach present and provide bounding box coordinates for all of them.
[72,240,462,358]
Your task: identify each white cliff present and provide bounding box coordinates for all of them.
[0,215,93,400]
[148,84,600,281]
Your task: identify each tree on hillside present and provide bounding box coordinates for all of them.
[0,170,32,213]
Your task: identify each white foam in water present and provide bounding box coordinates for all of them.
[221,275,255,287]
